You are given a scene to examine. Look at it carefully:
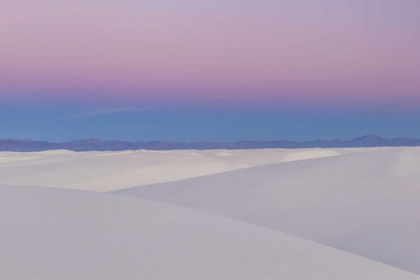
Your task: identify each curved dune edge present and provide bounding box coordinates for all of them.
[1,185,419,280]
[115,147,420,274]
[0,148,358,191]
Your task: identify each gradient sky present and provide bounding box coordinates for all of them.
[1,0,420,141]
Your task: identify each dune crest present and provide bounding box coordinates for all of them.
[115,148,420,274]
[0,148,351,191]
[0,185,418,280]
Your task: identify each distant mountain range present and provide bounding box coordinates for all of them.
[1,135,420,152]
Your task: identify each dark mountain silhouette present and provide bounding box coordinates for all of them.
[1,135,420,152]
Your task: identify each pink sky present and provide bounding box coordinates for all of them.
[1,0,419,108]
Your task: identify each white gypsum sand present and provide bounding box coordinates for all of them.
[0,185,419,280]
[0,148,351,191]
[115,147,420,274]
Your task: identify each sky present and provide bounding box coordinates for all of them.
[1,0,419,142]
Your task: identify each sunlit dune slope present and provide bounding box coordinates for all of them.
[1,185,418,280]
[115,147,420,274]
[0,148,349,191]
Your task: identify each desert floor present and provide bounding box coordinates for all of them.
[1,147,419,279]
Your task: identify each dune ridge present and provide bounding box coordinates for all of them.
[1,185,419,280]
[0,148,351,191]
[115,147,420,274]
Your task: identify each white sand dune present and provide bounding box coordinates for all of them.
[0,153,41,164]
[1,185,418,280]
[0,148,350,191]
[115,147,420,274]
